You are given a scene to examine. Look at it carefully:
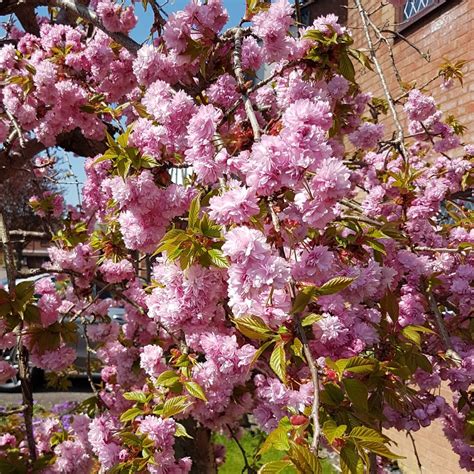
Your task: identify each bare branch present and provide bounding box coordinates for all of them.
[353,0,408,158]
[407,431,423,473]
[10,229,50,239]
[0,405,27,417]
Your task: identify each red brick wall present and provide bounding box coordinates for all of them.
[346,2,472,473]
[386,384,468,474]
[347,0,474,143]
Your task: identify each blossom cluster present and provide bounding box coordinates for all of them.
[0,0,472,472]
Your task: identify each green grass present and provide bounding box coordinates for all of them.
[214,431,338,473]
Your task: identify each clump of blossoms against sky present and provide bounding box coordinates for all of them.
[0,0,473,472]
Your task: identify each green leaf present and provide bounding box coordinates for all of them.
[340,444,362,474]
[313,277,355,297]
[339,52,356,83]
[288,441,322,474]
[123,391,148,404]
[188,194,201,229]
[175,422,193,439]
[291,337,304,360]
[335,356,377,376]
[74,396,99,417]
[301,313,322,327]
[349,426,386,444]
[365,237,386,255]
[402,325,435,346]
[380,290,399,321]
[120,432,143,447]
[234,315,273,340]
[320,383,345,406]
[184,381,207,401]
[355,441,403,460]
[270,342,287,383]
[343,379,368,412]
[207,249,229,268]
[0,288,10,304]
[259,424,290,455]
[161,396,192,418]
[349,48,373,71]
[15,281,35,302]
[156,370,180,387]
[250,340,274,366]
[291,286,316,314]
[323,420,347,444]
[0,302,12,318]
[120,407,143,423]
[23,304,40,324]
[258,460,293,474]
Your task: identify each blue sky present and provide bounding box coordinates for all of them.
[65,1,247,204]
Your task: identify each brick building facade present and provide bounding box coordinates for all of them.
[301,1,473,472]
[301,0,474,143]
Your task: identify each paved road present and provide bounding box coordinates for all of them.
[0,379,92,410]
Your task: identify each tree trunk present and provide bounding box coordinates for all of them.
[0,210,37,463]
[176,419,217,474]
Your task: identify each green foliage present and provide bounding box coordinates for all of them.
[234,315,274,340]
[184,381,207,401]
[53,219,88,249]
[269,342,287,384]
[154,194,228,270]
[215,429,337,474]
[95,127,158,178]
[291,277,355,314]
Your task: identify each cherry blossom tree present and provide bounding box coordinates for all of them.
[0,0,473,472]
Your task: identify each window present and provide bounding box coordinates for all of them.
[299,1,348,27]
[398,0,450,30]
[403,0,435,20]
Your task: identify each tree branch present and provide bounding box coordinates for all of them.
[233,28,261,140]
[51,0,140,54]
[425,289,462,365]
[353,0,407,158]
[267,200,321,454]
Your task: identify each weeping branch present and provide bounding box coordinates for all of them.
[267,200,321,454]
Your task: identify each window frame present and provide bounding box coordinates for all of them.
[397,0,449,31]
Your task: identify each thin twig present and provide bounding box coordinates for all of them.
[227,424,254,473]
[407,431,423,473]
[341,214,383,228]
[83,324,101,401]
[5,109,25,148]
[365,15,403,86]
[0,405,27,417]
[425,289,462,365]
[415,246,469,254]
[381,28,430,62]
[394,73,440,103]
[353,0,407,159]
[233,28,261,140]
[221,59,301,124]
